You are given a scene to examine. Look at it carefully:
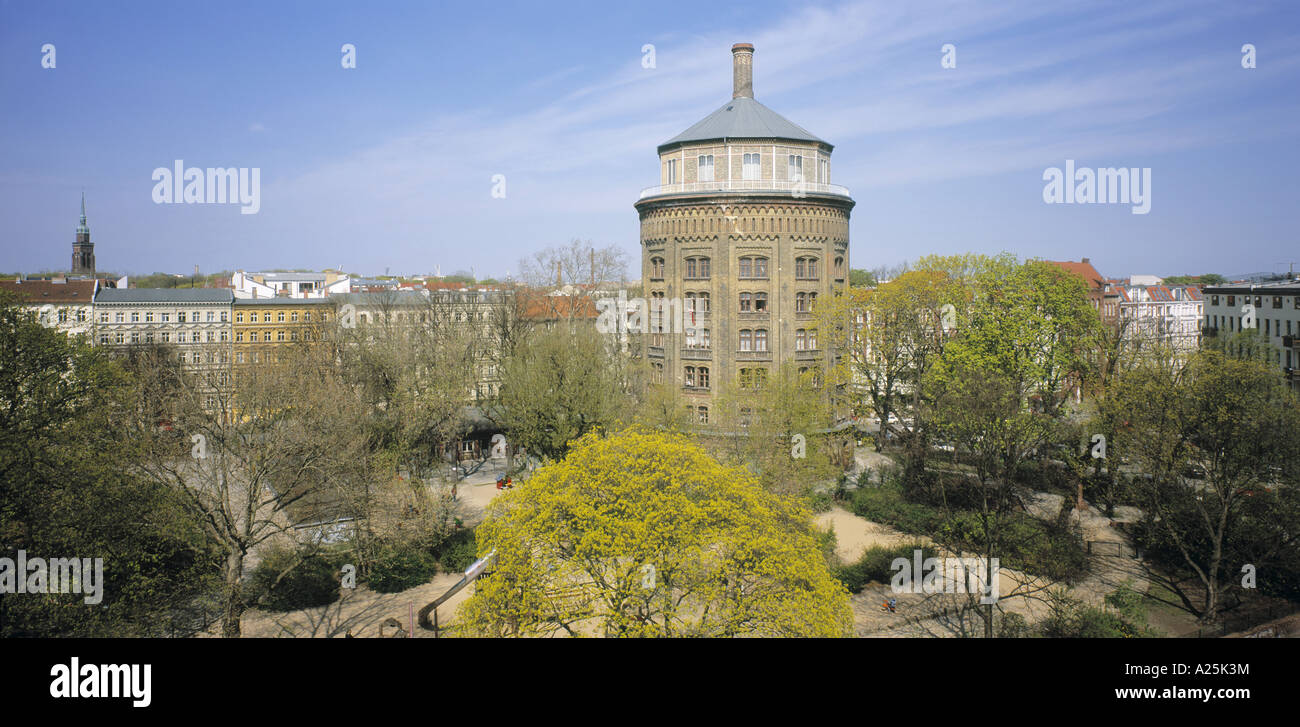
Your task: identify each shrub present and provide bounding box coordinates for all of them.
[249,547,340,612]
[835,542,938,593]
[809,490,834,513]
[367,544,439,593]
[434,528,478,573]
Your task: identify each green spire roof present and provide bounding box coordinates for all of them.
[76,192,89,235]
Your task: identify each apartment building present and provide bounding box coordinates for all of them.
[93,288,234,392]
[232,297,333,367]
[0,277,103,338]
[1202,280,1300,390]
[1116,283,1203,352]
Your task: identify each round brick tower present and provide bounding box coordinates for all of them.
[635,43,854,424]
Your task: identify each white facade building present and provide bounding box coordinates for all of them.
[1203,280,1300,390]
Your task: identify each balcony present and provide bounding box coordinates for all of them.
[639,179,852,201]
[794,349,822,361]
[735,350,772,362]
[680,348,712,361]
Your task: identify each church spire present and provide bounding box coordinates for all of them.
[76,192,89,235]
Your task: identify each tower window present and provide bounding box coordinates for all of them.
[743,153,760,180]
[698,155,714,182]
[788,154,803,181]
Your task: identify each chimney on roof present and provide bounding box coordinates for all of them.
[1081,257,1090,264]
[732,43,754,99]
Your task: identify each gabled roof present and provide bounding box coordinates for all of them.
[1045,259,1107,291]
[659,96,827,153]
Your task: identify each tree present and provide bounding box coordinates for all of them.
[848,268,876,288]
[516,238,628,290]
[126,343,380,637]
[1111,349,1300,622]
[819,269,966,475]
[496,324,627,463]
[711,362,837,497]
[455,428,853,637]
[0,294,219,636]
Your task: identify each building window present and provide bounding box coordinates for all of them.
[738,256,768,279]
[130,332,139,344]
[206,312,215,322]
[277,330,285,342]
[819,158,829,183]
[220,331,229,342]
[739,293,752,312]
[796,292,808,313]
[698,154,714,182]
[114,332,124,344]
[277,311,285,322]
[666,158,678,184]
[697,406,709,424]
[685,256,710,279]
[797,329,807,350]
[131,312,139,322]
[739,368,767,390]
[754,292,768,312]
[796,257,819,280]
[685,366,696,387]
[650,257,665,279]
[743,152,760,180]
[100,313,108,323]
[236,312,244,323]
[98,334,108,345]
[755,328,767,351]
[161,332,170,343]
[1273,296,1283,309]
[177,332,187,343]
[220,312,228,322]
[739,329,753,351]
[291,311,299,322]
[697,367,709,389]
[788,154,803,181]
[177,312,186,323]
[686,327,710,349]
[236,332,243,342]
[264,331,272,342]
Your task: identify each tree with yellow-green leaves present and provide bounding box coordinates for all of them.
[454,427,853,637]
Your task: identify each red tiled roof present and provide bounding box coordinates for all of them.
[1045,260,1107,291]
[0,279,98,304]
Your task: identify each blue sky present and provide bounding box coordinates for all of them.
[1,0,1297,280]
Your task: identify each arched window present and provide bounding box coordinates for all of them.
[650,257,665,279]
[795,256,819,280]
[685,256,711,280]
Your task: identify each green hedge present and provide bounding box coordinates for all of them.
[367,545,439,593]
[434,528,478,573]
[249,547,340,612]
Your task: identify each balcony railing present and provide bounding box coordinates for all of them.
[735,350,773,362]
[680,349,712,360]
[639,179,852,200]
